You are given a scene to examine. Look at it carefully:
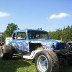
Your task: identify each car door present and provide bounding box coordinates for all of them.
[16,32,28,52]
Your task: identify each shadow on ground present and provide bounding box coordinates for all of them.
[59,64,72,72]
[0,56,33,72]
[0,55,72,72]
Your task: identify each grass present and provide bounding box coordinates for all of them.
[59,65,72,72]
[0,46,72,72]
[0,57,36,72]
[0,56,72,72]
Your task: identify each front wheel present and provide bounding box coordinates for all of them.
[35,50,59,72]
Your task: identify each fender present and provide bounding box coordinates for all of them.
[23,49,52,59]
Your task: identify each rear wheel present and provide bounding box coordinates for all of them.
[0,45,13,60]
[35,50,59,72]
[2,52,12,60]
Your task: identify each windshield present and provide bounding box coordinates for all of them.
[28,30,48,39]
[17,32,26,40]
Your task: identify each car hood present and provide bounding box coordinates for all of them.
[30,39,64,50]
[30,39,48,43]
[30,39,62,45]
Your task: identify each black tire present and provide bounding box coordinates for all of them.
[67,54,72,65]
[2,52,12,60]
[35,50,59,72]
[0,45,13,60]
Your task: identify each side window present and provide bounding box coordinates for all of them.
[17,32,26,40]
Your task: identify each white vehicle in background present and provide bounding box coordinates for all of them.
[5,37,12,45]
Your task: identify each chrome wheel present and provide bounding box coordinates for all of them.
[37,55,48,72]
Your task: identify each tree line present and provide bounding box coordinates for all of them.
[49,25,72,41]
[0,23,72,42]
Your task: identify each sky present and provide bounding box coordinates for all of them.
[0,0,72,32]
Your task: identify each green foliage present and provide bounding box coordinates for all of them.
[0,33,4,42]
[0,57,72,72]
[3,23,18,38]
[0,57,36,72]
[49,25,72,41]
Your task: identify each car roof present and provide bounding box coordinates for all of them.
[13,29,48,33]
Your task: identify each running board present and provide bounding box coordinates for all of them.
[23,50,42,59]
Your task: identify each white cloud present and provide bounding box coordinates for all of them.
[49,13,70,19]
[0,12,10,18]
